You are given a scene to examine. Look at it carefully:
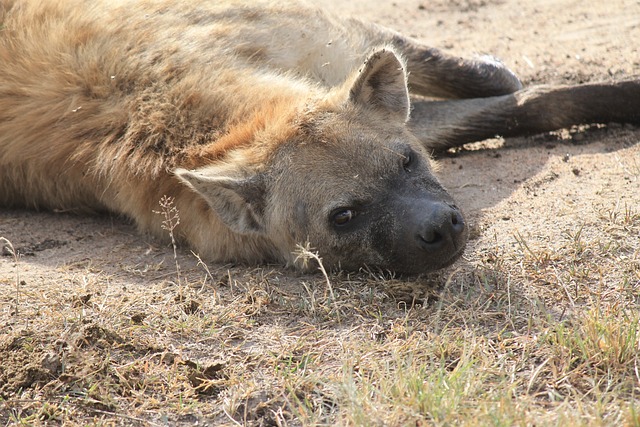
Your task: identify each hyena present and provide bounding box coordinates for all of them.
[1,0,638,274]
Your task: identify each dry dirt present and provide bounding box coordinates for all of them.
[1,0,639,425]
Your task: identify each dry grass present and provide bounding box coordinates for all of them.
[1,196,639,426]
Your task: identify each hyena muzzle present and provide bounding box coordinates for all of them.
[1,0,638,274]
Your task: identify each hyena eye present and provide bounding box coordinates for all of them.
[332,208,356,226]
[402,150,414,171]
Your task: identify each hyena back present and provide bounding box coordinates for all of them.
[1,0,638,274]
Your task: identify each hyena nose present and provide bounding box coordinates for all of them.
[417,204,466,251]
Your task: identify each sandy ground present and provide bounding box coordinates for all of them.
[0,0,639,424]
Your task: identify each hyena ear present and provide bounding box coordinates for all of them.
[175,167,266,235]
[348,48,410,122]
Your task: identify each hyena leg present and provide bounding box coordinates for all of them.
[409,80,640,150]
[389,34,523,99]
[350,21,521,99]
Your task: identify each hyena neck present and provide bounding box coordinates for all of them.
[181,96,306,171]
[140,87,319,265]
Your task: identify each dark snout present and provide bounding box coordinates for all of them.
[416,202,466,254]
[392,197,468,273]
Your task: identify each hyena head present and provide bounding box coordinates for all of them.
[177,49,468,274]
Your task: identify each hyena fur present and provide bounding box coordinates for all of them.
[1,0,638,274]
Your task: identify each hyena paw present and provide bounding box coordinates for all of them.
[472,54,523,95]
